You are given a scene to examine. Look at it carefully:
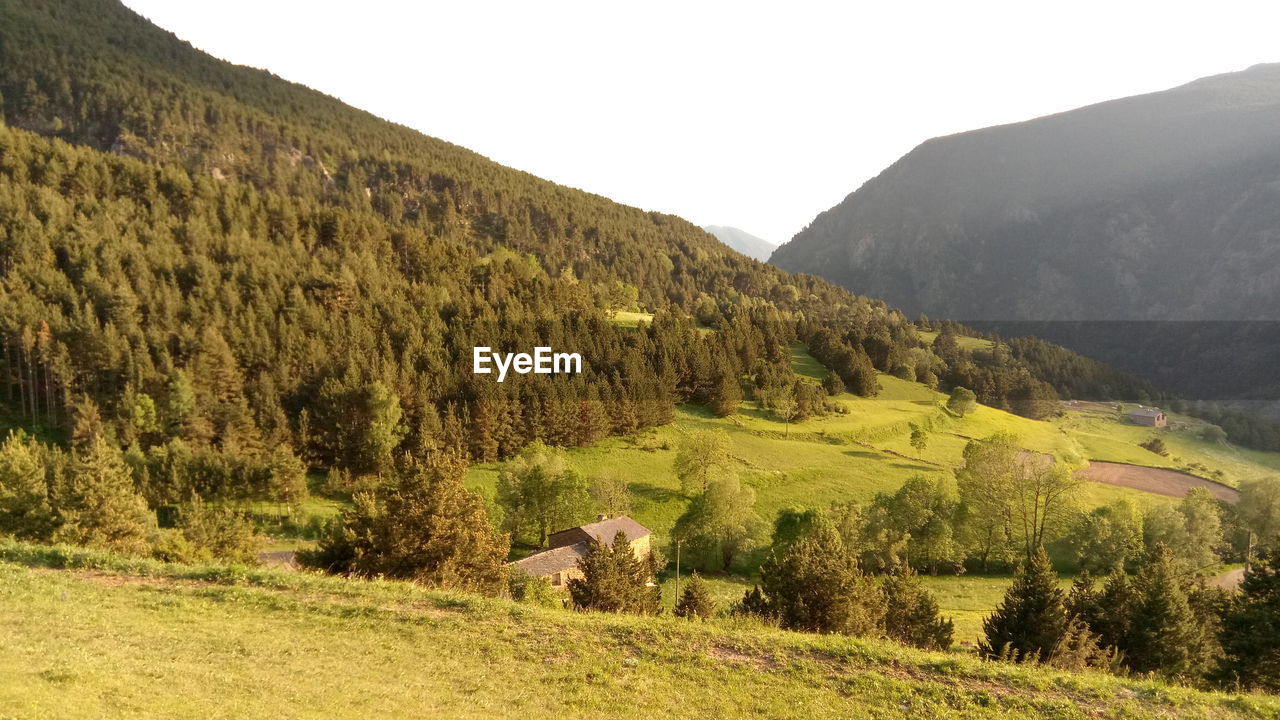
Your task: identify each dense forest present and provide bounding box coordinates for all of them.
[0,0,1157,509]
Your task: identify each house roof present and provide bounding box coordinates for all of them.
[551,515,651,546]
[1128,408,1165,418]
[510,543,588,576]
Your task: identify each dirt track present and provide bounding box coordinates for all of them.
[1082,461,1240,503]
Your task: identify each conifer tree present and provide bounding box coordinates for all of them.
[1213,547,1280,691]
[736,585,773,619]
[1125,544,1212,679]
[350,459,511,595]
[674,572,716,620]
[979,546,1067,663]
[52,435,153,556]
[759,515,883,635]
[567,531,659,614]
[881,567,954,650]
[708,371,742,417]
[821,371,845,396]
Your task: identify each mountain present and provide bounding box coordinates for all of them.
[770,63,1280,408]
[772,63,1280,323]
[0,0,1165,486]
[703,225,776,261]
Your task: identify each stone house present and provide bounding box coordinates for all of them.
[509,515,652,590]
[1126,407,1167,427]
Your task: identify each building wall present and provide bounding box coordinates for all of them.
[544,536,651,591]
[630,535,651,561]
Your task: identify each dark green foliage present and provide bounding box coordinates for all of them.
[0,430,58,541]
[1125,545,1216,679]
[758,515,884,635]
[674,572,716,620]
[771,507,822,551]
[735,585,774,619]
[152,497,262,565]
[1010,380,1060,420]
[709,371,742,417]
[52,435,153,556]
[979,546,1067,663]
[1140,436,1168,456]
[1213,548,1280,691]
[301,456,510,594]
[567,531,659,614]
[1046,617,1109,672]
[881,568,954,650]
[821,371,845,396]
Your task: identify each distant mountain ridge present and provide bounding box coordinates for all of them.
[703,226,776,261]
[771,63,1280,322]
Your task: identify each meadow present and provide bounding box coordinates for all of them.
[2,541,1275,720]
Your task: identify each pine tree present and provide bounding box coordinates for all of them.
[821,371,845,396]
[325,459,511,594]
[736,585,773,619]
[708,371,742,417]
[979,546,1067,663]
[759,515,883,635]
[1213,547,1280,691]
[0,430,56,540]
[52,435,153,556]
[881,567,954,650]
[1125,544,1212,679]
[674,572,716,620]
[567,531,659,614]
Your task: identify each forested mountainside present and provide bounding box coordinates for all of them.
[771,62,1280,323]
[703,226,776,261]
[0,0,1155,504]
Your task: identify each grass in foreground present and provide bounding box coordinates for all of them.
[0,541,1276,720]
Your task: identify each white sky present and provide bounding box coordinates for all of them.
[122,1,1280,247]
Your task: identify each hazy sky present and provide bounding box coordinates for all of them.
[122,1,1280,247]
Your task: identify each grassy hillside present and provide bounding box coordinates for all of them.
[2,542,1276,720]
[455,344,1279,640]
[465,346,1273,549]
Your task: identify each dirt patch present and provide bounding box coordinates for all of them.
[707,644,777,671]
[1210,568,1245,590]
[1082,461,1240,503]
[258,551,298,569]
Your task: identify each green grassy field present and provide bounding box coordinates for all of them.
[2,542,1275,720]
[457,345,1280,638]
[465,349,1263,562]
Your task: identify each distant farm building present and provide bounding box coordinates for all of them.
[509,515,652,589]
[1127,407,1167,427]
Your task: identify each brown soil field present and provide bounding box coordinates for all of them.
[1082,461,1240,503]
